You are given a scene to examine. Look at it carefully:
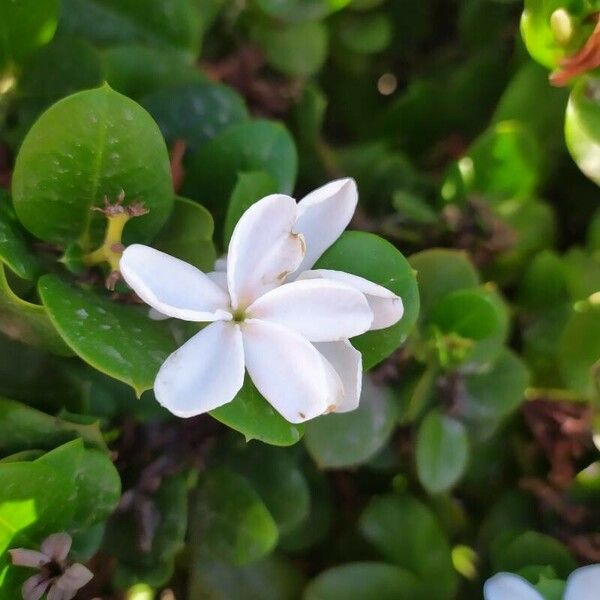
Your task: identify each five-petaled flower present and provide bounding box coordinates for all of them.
[120,178,403,423]
[9,532,93,600]
[484,564,600,600]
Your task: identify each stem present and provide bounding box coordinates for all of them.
[82,212,129,271]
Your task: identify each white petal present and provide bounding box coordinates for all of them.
[54,563,93,594]
[293,178,358,273]
[484,574,544,600]
[314,341,362,412]
[22,574,49,600]
[47,586,71,600]
[9,549,49,568]
[564,565,600,600]
[299,269,403,330]
[214,255,227,272]
[227,194,305,310]
[242,319,337,423]
[155,321,244,417]
[148,307,170,321]
[247,279,373,342]
[41,532,71,562]
[120,245,232,322]
[207,270,228,291]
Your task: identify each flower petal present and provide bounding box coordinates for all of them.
[22,573,49,600]
[294,178,358,273]
[207,270,228,291]
[9,549,49,568]
[41,532,72,562]
[155,321,245,417]
[484,574,545,600]
[120,245,232,322]
[227,194,305,310]
[47,586,72,600]
[54,563,94,596]
[247,279,373,342]
[314,341,362,412]
[242,319,339,423]
[564,565,600,600]
[299,269,403,330]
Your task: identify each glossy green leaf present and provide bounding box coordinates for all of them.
[59,0,201,53]
[0,263,71,356]
[304,377,399,468]
[463,349,530,439]
[316,231,420,369]
[12,85,173,246]
[0,461,75,595]
[359,493,458,599]
[223,171,278,247]
[305,562,421,600]
[38,274,177,395]
[153,196,216,271]
[427,287,509,370]
[192,469,278,566]
[183,120,297,225]
[558,301,600,398]
[211,379,304,447]
[416,410,469,494]
[565,77,600,187]
[253,0,351,22]
[0,195,39,280]
[104,44,202,99]
[563,247,600,302]
[252,20,328,77]
[142,81,248,152]
[0,396,107,454]
[334,12,393,54]
[0,0,60,73]
[189,555,304,600]
[37,439,120,529]
[409,249,479,319]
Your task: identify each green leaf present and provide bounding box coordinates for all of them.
[192,469,278,566]
[304,377,399,468]
[462,349,530,439]
[427,288,509,370]
[563,247,600,302]
[211,379,304,447]
[38,274,177,395]
[0,195,39,280]
[359,493,458,599]
[104,44,202,99]
[334,12,393,55]
[416,410,469,494]
[59,0,201,53]
[223,171,278,248]
[142,81,248,152]
[183,120,297,227]
[315,231,420,369]
[0,396,107,454]
[253,0,351,22]
[12,85,173,246]
[558,301,600,398]
[189,555,304,600]
[0,263,71,356]
[305,562,421,600]
[153,196,216,271]
[0,0,60,73]
[37,439,120,530]
[252,20,328,77]
[491,530,577,578]
[0,461,75,595]
[409,249,479,319]
[16,36,104,132]
[565,77,600,187]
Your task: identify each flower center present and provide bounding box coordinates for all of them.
[232,308,246,323]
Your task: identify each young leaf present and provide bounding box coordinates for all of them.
[0,195,39,280]
[38,275,177,395]
[12,85,173,246]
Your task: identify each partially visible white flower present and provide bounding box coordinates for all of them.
[10,532,93,600]
[120,191,377,423]
[484,564,600,600]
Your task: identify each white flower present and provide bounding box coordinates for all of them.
[10,532,93,600]
[484,564,600,600]
[120,178,404,423]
